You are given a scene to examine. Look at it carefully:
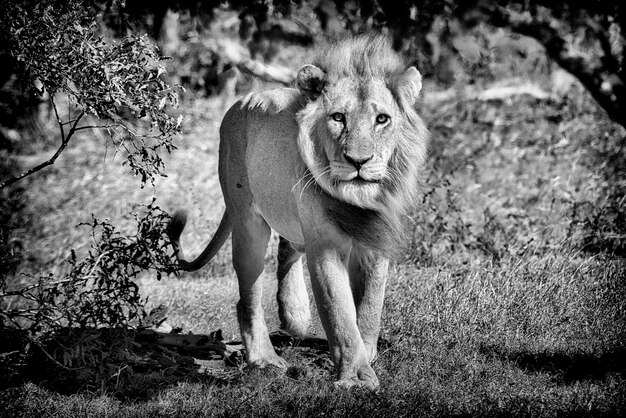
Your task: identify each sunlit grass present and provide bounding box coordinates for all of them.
[2,255,624,417]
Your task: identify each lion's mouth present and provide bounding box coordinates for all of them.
[339,176,381,185]
[331,173,383,208]
[354,176,380,184]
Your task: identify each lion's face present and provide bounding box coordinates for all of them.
[296,64,426,211]
[319,77,400,205]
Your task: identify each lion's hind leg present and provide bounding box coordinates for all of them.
[276,237,310,337]
[232,211,287,369]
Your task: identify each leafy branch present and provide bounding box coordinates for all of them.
[0,202,179,334]
[0,0,183,188]
[0,100,84,188]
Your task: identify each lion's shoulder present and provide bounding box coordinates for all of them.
[240,88,307,115]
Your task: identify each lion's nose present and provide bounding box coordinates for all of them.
[344,154,373,170]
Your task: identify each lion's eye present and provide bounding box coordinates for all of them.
[376,114,390,124]
[331,113,345,123]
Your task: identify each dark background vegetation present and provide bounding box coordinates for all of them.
[1,0,625,416]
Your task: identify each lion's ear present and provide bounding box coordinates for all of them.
[296,65,326,99]
[397,66,422,104]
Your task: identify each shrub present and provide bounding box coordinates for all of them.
[0,202,178,334]
[0,0,183,188]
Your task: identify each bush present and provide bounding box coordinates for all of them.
[0,202,178,334]
[0,0,183,188]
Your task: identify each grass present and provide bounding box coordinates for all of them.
[1,256,624,417]
[1,35,626,416]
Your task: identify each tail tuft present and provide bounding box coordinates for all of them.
[167,210,188,245]
[166,209,231,272]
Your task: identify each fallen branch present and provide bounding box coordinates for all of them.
[269,331,328,351]
[476,82,554,101]
[426,81,554,106]
[137,329,235,360]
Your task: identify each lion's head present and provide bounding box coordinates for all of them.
[295,35,429,258]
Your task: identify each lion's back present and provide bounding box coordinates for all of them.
[240,88,306,115]
[219,88,306,151]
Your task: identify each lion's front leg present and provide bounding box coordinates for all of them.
[349,251,389,363]
[306,245,379,389]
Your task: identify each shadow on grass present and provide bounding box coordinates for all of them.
[481,344,626,384]
[0,327,225,399]
[0,327,335,401]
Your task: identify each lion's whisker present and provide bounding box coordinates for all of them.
[292,171,312,194]
[299,167,331,201]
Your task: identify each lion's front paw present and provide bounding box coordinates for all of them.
[334,363,379,390]
[247,353,289,370]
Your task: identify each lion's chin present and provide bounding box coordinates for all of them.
[334,180,381,209]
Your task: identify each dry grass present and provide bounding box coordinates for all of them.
[2,253,625,417]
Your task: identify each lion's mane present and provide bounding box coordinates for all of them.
[296,35,429,259]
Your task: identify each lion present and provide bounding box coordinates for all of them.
[168,35,429,389]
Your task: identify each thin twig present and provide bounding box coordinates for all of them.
[33,340,85,371]
[1,278,74,297]
[0,309,37,317]
[74,122,137,136]
[85,251,109,280]
[0,98,85,189]
[52,98,66,142]
[0,312,28,329]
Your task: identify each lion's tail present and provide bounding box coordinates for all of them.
[167,210,232,271]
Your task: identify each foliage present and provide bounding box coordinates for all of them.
[0,0,183,187]
[569,183,626,256]
[0,202,178,334]
[462,0,626,127]
[320,0,626,126]
[0,227,20,279]
[0,0,184,389]
[0,200,182,391]
[110,0,625,128]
